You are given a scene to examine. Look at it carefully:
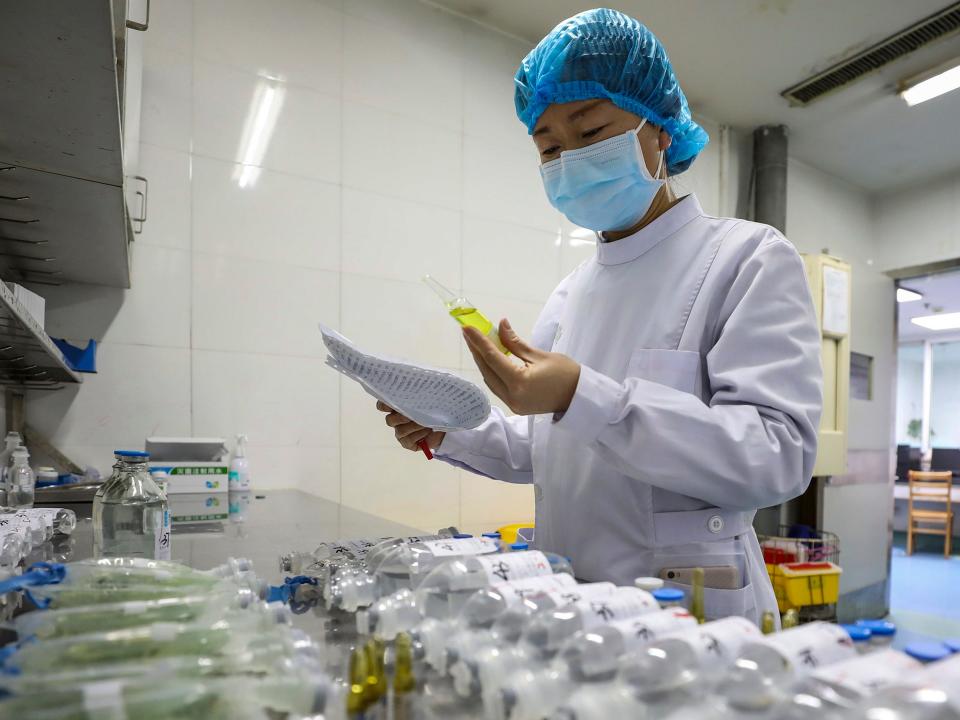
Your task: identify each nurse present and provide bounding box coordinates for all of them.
[378,8,822,625]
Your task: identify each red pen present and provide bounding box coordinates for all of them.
[417,439,434,460]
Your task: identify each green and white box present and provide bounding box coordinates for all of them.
[146,437,229,495]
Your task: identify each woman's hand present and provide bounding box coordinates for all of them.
[376,401,446,452]
[463,318,581,415]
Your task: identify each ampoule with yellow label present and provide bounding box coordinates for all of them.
[422,275,509,354]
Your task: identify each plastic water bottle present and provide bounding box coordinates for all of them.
[93,451,170,560]
[228,434,250,490]
[502,608,699,720]
[721,622,859,711]
[449,581,617,700]
[329,536,499,612]
[416,572,578,672]
[776,649,923,720]
[851,652,960,720]
[6,447,35,509]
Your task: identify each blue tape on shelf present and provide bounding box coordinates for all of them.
[51,338,98,373]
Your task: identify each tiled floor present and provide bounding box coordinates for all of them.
[887,532,960,648]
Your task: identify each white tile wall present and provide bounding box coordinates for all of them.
[191,156,340,270]
[192,60,342,184]
[33,0,727,533]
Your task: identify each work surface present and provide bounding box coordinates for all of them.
[41,490,424,682]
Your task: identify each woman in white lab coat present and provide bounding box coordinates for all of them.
[378,9,822,625]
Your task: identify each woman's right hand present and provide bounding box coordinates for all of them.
[376,401,445,453]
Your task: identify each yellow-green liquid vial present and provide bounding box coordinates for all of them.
[423,275,509,354]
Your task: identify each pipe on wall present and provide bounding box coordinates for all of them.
[753,124,789,233]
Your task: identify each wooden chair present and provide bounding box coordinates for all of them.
[907,470,954,557]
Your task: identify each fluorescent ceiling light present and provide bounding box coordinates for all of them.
[233,75,286,189]
[911,312,960,330]
[897,287,923,303]
[900,59,960,107]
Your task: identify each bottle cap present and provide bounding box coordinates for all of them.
[855,619,896,636]
[453,533,473,539]
[840,624,871,642]
[905,641,952,663]
[653,588,685,603]
[510,542,529,551]
[482,532,502,539]
[634,576,665,591]
[115,450,150,459]
[12,447,28,459]
[943,638,960,653]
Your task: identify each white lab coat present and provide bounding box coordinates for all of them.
[438,194,822,624]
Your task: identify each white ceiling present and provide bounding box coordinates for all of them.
[898,268,960,342]
[433,0,960,193]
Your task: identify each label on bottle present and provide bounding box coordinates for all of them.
[606,608,699,652]
[421,537,498,557]
[577,588,660,631]
[810,649,921,694]
[540,581,617,608]
[475,551,552,584]
[752,622,857,674]
[155,507,171,561]
[82,680,124,714]
[660,616,762,665]
[492,572,577,607]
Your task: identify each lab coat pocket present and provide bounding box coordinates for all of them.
[664,580,757,622]
[626,349,700,395]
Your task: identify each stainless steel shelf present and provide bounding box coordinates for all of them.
[0,280,81,388]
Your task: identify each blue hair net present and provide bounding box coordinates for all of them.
[514,8,708,175]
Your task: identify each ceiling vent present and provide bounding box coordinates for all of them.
[781,2,960,106]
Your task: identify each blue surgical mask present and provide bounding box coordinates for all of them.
[540,119,665,232]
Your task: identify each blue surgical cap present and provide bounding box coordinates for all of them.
[514,8,708,175]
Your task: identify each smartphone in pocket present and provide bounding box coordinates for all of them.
[658,565,741,590]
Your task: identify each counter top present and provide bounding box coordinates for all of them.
[34,489,425,682]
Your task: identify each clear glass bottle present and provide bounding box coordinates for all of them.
[0,431,22,506]
[721,622,859,712]
[5,507,76,535]
[93,451,170,560]
[450,581,617,700]
[6,446,35,509]
[503,608,699,720]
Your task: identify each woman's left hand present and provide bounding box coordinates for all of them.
[463,318,581,415]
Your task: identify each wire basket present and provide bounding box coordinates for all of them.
[758,525,841,622]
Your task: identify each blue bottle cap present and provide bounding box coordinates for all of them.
[840,624,871,642]
[453,533,473,539]
[855,619,896,637]
[653,588,685,603]
[482,532,502,539]
[114,450,150,458]
[510,542,529,551]
[943,638,960,653]
[904,641,952,663]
